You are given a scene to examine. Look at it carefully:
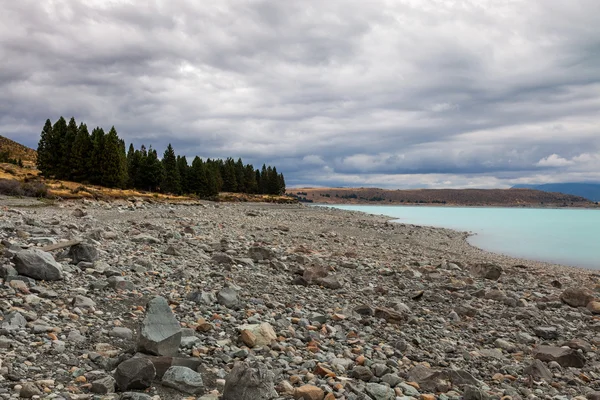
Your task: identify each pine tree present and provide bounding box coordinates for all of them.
[36,119,53,176]
[278,173,286,194]
[71,123,92,182]
[89,127,105,185]
[101,126,128,188]
[59,117,78,179]
[259,164,268,194]
[161,144,181,194]
[235,158,245,193]
[49,117,68,178]
[244,164,258,193]
[143,147,164,192]
[177,155,190,194]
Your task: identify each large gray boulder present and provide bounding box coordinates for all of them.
[13,248,63,281]
[217,288,239,308]
[68,243,98,264]
[222,362,277,400]
[114,358,156,391]
[162,366,205,395]
[137,296,182,356]
[524,359,553,381]
[534,345,586,368]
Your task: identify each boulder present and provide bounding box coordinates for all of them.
[13,248,63,281]
[90,376,116,394]
[68,243,98,264]
[534,345,586,368]
[587,301,600,314]
[114,358,156,391]
[560,287,595,308]
[217,287,239,308]
[374,307,405,324]
[162,366,205,395]
[1,311,27,331]
[470,263,503,280]
[524,359,553,381]
[239,323,277,347]
[222,362,277,400]
[137,296,182,356]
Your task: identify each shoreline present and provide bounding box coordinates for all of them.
[315,203,599,272]
[0,198,598,398]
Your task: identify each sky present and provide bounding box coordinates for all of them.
[1,0,599,189]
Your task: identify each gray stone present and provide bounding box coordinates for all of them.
[470,263,503,280]
[137,296,182,356]
[1,311,27,331]
[524,359,553,381]
[398,382,420,396]
[463,385,490,400]
[19,382,41,398]
[534,345,586,368]
[107,276,135,291]
[72,295,96,308]
[68,243,98,264]
[13,248,63,281]
[114,358,156,391]
[222,362,277,400]
[162,366,205,395]
[381,373,402,387]
[351,365,374,381]
[91,376,116,394]
[248,246,274,262]
[212,252,234,264]
[534,326,559,339]
[131,234,161,244]
[217,287,239,308]
[110,327,133,340]
[365,382,396,400]
[120,393,153,400]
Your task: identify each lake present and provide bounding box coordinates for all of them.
[322,205,600,269]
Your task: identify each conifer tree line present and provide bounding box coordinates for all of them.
[36,117,286,196]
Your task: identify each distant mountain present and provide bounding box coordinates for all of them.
[293,187,593,207]
[511,183,600,202]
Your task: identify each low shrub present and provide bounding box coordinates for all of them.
[0,179,50,198]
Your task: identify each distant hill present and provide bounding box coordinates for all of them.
[511,183,600,202]
[0,135,37,166]
[292,187,594,207]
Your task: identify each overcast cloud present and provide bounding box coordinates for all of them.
[1,0,599,188]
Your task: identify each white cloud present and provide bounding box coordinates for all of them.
[536,154,574,167]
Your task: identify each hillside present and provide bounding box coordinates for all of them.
[512,183,600,202]
[0,134,37,166]
[292,187,595,207]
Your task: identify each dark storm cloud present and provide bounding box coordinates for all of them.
[1,0,599,188]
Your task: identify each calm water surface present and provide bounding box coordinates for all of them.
[322,205,600,269]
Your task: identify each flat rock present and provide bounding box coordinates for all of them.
[524,359,553,381]
[534,345,586,368]
[137,296,182,356]
[13,248,63,281]
[162,366,205,395]
[294,385,325,400]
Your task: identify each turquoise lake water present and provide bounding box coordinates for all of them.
[322,205,600,269]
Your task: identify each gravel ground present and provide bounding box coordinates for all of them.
[0,197,598,400]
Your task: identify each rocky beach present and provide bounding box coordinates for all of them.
[0,196,599,400]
